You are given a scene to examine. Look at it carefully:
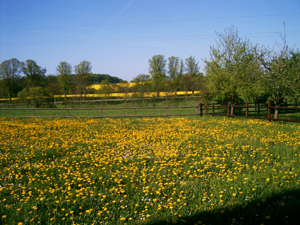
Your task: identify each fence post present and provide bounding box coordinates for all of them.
[101,105,103,117]
[32,107,35,117]
[246,102,249,117]
[268,101,271,122]
[228,102,231,118]
[67,108,69,117]
[166,104,168,116]
[258,103,260,115]
[134,104,136,116]
[200,103,203,116]
[212,103,214,116]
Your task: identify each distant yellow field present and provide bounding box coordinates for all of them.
[90,82,136,90]
[54,91,200,98]
[0,82,200,100]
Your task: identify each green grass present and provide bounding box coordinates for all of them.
[0,116,300,224]
[1,99,299,122]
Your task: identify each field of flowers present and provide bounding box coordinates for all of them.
[1,117,300,224]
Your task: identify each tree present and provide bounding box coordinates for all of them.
[99,79,113,104]
[131,74,150,104]
[18,86,54,108]
[22,60,46,88]
[180,73,192,101]
[56,61,72,99]
[205,26,264,105]
[286,49,300,105]
[168,56,183,95]
[254,45,294,107]
[46,75,62,96]
[185,56,200,94]
[0,58,24,101]
[74,60,92,100]
[149,55,166,97]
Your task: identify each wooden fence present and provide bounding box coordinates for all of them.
[1,102,299,122]
[0,105,199,118]
[199,102,300,123]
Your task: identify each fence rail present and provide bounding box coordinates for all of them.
[199,102,300,123]
[0,105,199,118]
[1,102,299,122]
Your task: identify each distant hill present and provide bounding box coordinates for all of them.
[91,74,127,84]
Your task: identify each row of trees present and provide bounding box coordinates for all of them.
[136,26,299,106]
[0,59,124,106]
[0,55,205,106]
[204,27,300,107]
[131,55,203,98]
[1,26,299,107]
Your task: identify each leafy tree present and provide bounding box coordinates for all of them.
[198,75,212,106]
[74,60,92,100]
[0,58,24,101]
[180,73,192,101]
[46,75,62,96]
[56,61,72,99]
[149,55,166,97]
[205,26,264,105]
[286,50,300,105]
[22,60,46,88]
[256,45,300,107]
[116,82,131,102]
[17,87,54,108]
[168,56,183,95]
[99,79,113,104]
[131,74,150,104]
[185,56,200,94]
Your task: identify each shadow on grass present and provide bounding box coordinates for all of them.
[146,189,300,225]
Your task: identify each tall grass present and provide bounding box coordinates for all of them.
[0,117,300,224]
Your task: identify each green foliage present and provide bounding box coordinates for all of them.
[131,74,151,102]
[17,87,55,108]
[74,60,92,99]
[22,59,47,88]
[99,79,114,103]
[168,57,184,94]
[0,58,24,101]
[91,74,125,84]
[56,61,72,98]
[255,47,300,106]
[149,55,166,97]
[205,27,265,105]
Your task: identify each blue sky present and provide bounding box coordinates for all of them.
[1,0,300,82]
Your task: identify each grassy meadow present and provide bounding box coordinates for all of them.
[0,116,300,225]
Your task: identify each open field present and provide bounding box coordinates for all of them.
[1,117,300,224]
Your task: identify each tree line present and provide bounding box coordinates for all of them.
[137,26,300,107]
[0,59,124,106]
[1,26,299,107]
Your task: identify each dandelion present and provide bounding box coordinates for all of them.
[86,209,93,214]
